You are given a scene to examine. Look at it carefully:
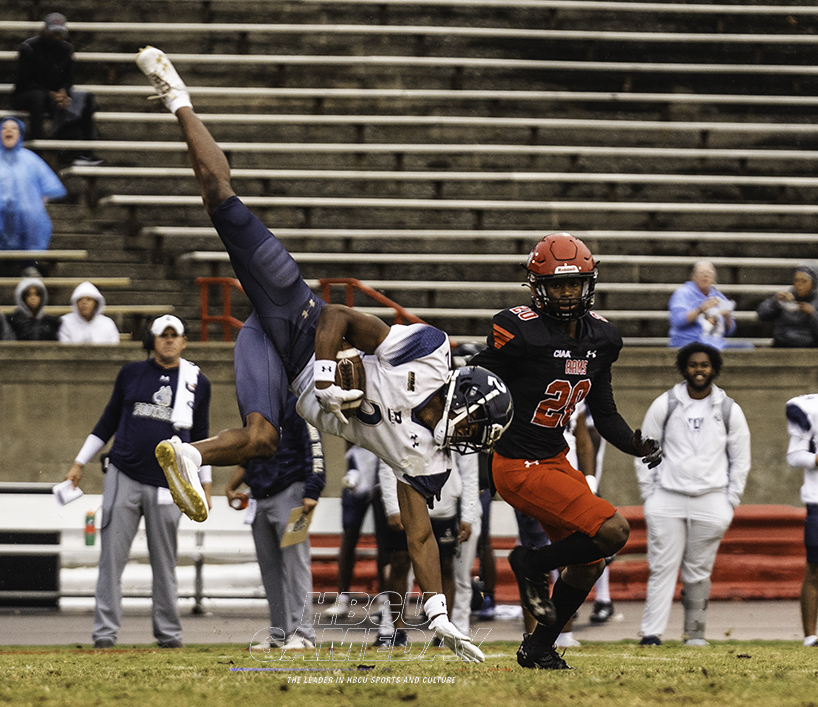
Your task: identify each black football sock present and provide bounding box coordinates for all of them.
[526,532,605,575]
[531,578,590,648]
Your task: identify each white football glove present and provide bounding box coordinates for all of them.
[429,615,485,663]
[314,384,364,424]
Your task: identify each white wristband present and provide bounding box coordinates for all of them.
[75,434,106,466]
[198,465,212,485]
[314,359,337,384]
[423,593,447,621]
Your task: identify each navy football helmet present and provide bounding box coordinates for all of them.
[434,365,514,454]
[526,232,597,321]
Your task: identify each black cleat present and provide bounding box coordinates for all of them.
[589,600,615,624]
[509,546,557,626]
[516,634,572,670]
[639,635,662,646]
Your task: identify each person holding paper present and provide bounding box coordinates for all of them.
[227,392,325,652]
[64,314,211,649]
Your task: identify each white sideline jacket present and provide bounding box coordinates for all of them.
[635,382,751,508]
[785,394,818,504]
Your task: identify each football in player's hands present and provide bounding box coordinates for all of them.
[335,340,366,408]
[633,428,662,469]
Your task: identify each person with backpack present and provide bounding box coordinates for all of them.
[635,342,751,646]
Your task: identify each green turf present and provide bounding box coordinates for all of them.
[1,641,817,707]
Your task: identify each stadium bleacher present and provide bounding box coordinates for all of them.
[1,0,816,339]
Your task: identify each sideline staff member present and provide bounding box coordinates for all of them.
[65,314,211,649]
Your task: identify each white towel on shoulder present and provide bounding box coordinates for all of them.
[172,358,199,430]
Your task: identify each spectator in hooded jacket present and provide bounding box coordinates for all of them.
[59,281,120,344]
[8,277,60,340]
[0,117,66,252]
[757,263,818,348]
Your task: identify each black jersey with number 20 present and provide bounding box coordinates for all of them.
[471,305,637,461]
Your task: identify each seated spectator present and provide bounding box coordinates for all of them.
[668,261,735,350]
[59,281,120,344]
[0,117,66,252]
[757,263,818,348]
[9,277,60,340]
[11,13,102,165]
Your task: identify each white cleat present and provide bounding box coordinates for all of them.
[429,615,485,663]
[135,45,192,113]
[155,435,208,521]
[322,595,351,618]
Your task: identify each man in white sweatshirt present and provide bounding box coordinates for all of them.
[785,393,818,647]
[58,280,119,344]
[635,342,751,646]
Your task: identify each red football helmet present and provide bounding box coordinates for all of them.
[525,232,597,320]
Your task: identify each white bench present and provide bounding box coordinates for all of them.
[0,277,131,289]
[118,0,818,15]
[7,83,818,108]
[0,488,520,606]
[62,165,818,189]
[73,113,818,139]
[3,20,818,44]
[183,251,809,268]
[0,249,87,261]
[34,140,818,168]
[141,226,818,246]
[304,279,783,297]
[3,50,817,78]
[98,194,818,218]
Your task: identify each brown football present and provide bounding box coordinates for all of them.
[335,340,366,408]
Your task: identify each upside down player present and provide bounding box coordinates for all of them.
[135,47,514,662]
[471,233,662,669]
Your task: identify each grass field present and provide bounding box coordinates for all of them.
[2,641,818,707]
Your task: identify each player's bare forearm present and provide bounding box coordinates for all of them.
[314,304,389,358]
[397,482,443,594]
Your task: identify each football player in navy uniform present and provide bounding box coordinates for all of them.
[471,232,662,669]
[135,47,514,662]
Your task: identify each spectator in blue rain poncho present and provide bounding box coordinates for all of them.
[0,116,66,251]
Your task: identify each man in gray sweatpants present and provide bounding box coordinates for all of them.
[65,314,212,648]
[227,391,325,651]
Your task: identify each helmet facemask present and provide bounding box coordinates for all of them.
[433,366,514,454]
[528,269,597,321]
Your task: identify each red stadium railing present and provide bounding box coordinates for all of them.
[196,276,245,342]
[196,276,428,342]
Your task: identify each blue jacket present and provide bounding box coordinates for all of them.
[668,280,736,349]
[0,117,66,250]
[243,394,325,501]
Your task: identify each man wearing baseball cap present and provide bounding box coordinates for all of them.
[11,12,102,164]
[64,314,212,649]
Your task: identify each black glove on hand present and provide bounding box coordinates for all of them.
[633,428,662,469]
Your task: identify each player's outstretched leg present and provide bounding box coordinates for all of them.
[136,46,235,214]
[155,436,208,522]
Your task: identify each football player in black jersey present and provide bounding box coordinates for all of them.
[471,232,662,670]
